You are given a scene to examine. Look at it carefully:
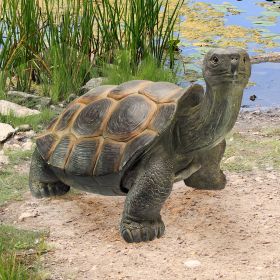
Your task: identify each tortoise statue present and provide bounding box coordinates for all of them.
[29,47,251,243]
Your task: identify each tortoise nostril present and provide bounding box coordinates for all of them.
[231,62,238,74]
[231,56,239,74]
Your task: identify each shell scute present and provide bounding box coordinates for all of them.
[77,85,116,104]
[66,138,100,176]
[36,133,57,160]
[72,98,114,137]
[105,94,156,141]
[93,140,125,176]
[48,135,73,169]
[139,82,184,103]
[108,80,153,100]
[149,103,177,132]
[55,103,81,131]
[120,130,157,169]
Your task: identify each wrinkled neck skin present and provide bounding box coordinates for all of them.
[176,80,244,155]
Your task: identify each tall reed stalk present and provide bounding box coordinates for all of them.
[0,0,183,101]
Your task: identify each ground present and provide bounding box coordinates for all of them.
[0,109,280,280]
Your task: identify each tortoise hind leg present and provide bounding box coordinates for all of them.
[120,145,174,243]
[184,140,226,190]
[29,148,70,198]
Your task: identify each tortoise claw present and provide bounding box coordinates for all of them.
[30,181,70,198]
[120,218,165,243]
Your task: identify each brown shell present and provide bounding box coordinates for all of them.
[36,80,202,176]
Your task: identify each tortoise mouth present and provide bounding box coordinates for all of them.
[206,72,249,84]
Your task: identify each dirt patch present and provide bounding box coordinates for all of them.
[1,109,280,280]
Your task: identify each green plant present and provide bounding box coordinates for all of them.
[0,255,30,280]
[0,0,183,101]
[0,109,56,131]
[0,225,47,280]
[0,148,33,205]
[102,50,177,85]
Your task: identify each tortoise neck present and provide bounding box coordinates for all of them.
[176,81,243,153]
[205,81,243,137]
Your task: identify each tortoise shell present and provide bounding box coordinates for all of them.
[36,80,203,177]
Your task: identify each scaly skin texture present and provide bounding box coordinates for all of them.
[184,140,226,190]
[121,143,174,242]
[29,148,70,198]
[29,47,251,243]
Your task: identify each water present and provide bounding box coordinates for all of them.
[178,0,280,107]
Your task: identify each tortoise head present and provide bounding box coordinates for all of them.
[202,47,251,88]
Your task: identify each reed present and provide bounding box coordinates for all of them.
[0,0,183,101]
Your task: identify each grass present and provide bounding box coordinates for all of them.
[0,225,48,280]
[0,109,56,131]
[0,0,183,101]
[222,129,280,172]
[102,51,178,85]
[0,149,33,206]
[0,149,47,279]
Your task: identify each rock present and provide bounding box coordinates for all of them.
[24,130,36,138]
[0,100,40,117]
[224,156,244,164]
[15,124,32,132]
[0,123,15,142]
[78,77,105,95]
[18,211,39,221]
[184,260,201,268]
[3,131,34,151]
[22,140,34,151]
[68,93,77,102]
[249,94,257,101]
[49,105,63,114]
[7,91,51,108]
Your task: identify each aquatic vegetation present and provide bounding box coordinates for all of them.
[170,1,280,83]
[178,1,279,51]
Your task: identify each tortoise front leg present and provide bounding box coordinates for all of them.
[184,139,226,190]
[29,148,70,198]
[120,147,174,243]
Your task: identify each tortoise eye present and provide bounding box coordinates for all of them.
[210,56,219,64]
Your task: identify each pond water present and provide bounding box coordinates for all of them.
[178,0,280,108]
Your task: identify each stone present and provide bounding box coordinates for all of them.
[0,100,40,117]
[0,123,15,142]
[24,130,36,138]
[22,140,34,151]
[18,211,39,221]
[3,142,21,150]
[184,260,202,268]
[16,124,32,132]
[49,105,63,114]
[78,77,106,95]
[224,156,244,164]
[68,93,77,102]
[7,91,51,108]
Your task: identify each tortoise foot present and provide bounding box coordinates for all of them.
[120,218,165,243]
[185,170,226,190]
[30,181,70,198]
